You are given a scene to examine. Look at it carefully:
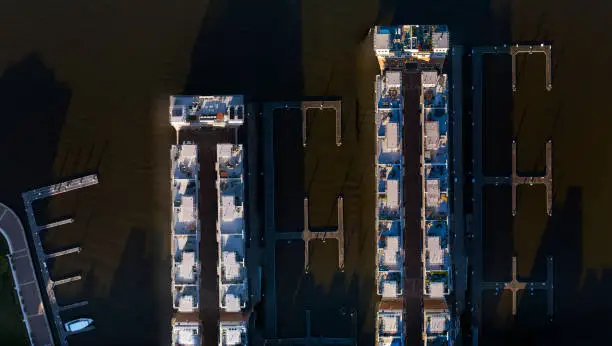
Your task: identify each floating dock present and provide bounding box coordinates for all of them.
[21,174,99,345]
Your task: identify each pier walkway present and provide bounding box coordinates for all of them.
[480,256,554,318]
[451,45,468,324]
[470,44,555,343]
[511,44,552,91]
[301,100,342,147]
[262,101,345,339]
[22,174,99,345]
[0,203,54,346]
[274,196,345,272]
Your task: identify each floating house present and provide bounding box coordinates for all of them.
[170,95,245,129]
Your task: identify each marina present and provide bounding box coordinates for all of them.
[469,43,555,344]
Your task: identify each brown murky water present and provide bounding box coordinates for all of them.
[1,0,611,345]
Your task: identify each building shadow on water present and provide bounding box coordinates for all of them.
[0,53,71,210]
[182,0,303,101]
[482,187,583,346]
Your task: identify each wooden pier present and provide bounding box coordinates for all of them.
[301,100,342,147]
[512,140,553,216]
[275,196,345,272]
[510,44,553,91]
[480,256,554,318]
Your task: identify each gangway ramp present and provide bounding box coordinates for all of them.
[40,218,74,230]
[46,246,81,259]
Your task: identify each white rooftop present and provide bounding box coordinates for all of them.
[386,71,402,86]
[382,123,400,152]
[178,330,197,345]
[172,145,198,179]
[382,281,398,298]
[426,180,440,208]
[386,179,399,209]
[177,252,195,281]
[427,236,444,265]
[382,315,398,333]
[179,196,195,222]
[429,315,447,333]
[222,251,242,281]
[179,295,195,312]
[173,323,200,346]
[422,71,438,87]
[429,282,445,298]
[424,121,440,150]
[374,33,391,50]
[220,322,247,346]
[224,293,242,312]
[383,237,399,266]
[222,196,238,222]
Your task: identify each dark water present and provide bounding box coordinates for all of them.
[1,0,611,345]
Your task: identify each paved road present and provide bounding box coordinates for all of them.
[0,203,54,346]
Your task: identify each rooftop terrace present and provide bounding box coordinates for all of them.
[424,311,450,346]
[373,25,450,60]
[172,322,201,346]
[170,95,245,128]
[377,309,404,346]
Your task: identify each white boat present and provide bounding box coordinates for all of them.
[64,318,93,332]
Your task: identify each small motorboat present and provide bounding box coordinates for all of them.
[64,318,93,332]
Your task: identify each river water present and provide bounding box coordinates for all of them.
[0,0,611,345]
